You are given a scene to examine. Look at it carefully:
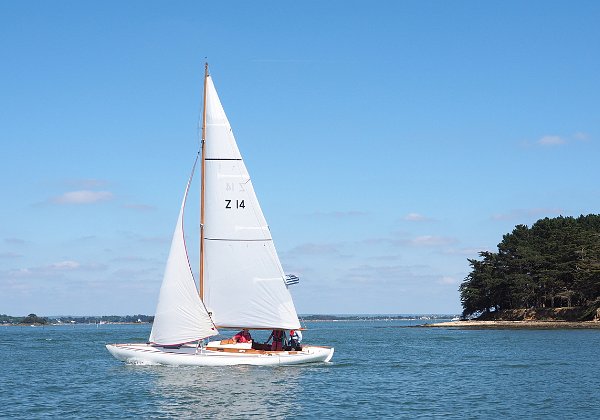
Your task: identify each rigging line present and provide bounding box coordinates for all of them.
[196,73,204,153]
[181,154,200,288]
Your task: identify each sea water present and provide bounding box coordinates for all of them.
[1,320,600,418]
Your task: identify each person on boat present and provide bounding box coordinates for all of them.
[289,329,302,349]
[232,329,252,343]
[266,329,284,351]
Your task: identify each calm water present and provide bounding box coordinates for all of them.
[1,320,600,419]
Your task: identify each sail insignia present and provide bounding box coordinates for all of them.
[284,274,300,286]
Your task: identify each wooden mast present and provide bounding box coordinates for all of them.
[199,62,208,301]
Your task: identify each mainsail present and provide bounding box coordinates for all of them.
[202,75,301,330]
[149,159,218,345]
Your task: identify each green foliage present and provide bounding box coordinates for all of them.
[0,314,18,323]
[21,313,48,325]
[459,215,600,318]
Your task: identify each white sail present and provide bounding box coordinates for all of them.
[202,75,301,330]
[150,161,218,345]
[106,66,335,366]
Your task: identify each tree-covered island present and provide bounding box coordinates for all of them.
[0,314,155,325]
[459,215,600,321]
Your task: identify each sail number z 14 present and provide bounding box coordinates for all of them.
[225,199,245,209]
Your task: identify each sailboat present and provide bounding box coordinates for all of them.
[106,64,334,366]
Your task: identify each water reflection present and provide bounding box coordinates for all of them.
[149,365,301,417]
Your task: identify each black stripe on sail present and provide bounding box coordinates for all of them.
[205,158,243,161]
[204,238,272,242]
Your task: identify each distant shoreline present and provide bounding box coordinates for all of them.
[1,316,456,327]
[0,322,151,327]
[420,320,600,329]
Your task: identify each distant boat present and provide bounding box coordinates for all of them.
[106,64,334,366]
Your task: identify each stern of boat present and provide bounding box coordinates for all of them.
[324,347,335,362]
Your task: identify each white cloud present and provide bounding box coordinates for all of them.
[51,190,114,205]
[530,132,590,147]
[403,212,432,222]
[50,260,80,270]
[537,135,565,146]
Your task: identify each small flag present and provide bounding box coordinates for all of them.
[284,274,300,286]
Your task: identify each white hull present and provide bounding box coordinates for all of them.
[106,343,334,366]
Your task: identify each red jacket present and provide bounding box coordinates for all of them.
[233,330,252,343]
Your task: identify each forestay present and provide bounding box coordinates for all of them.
[149,161,218,345]
[202,75,301,330]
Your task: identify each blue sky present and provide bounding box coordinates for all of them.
[1,1,599,316]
